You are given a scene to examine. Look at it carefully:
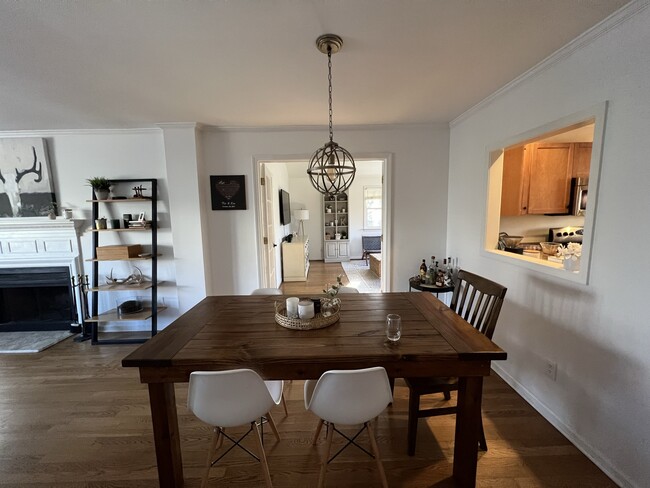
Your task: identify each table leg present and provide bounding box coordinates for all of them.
[452,376,483,488]
[148,382,184,487]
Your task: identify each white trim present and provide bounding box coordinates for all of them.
[451,0,649,127]
[492,363,634,488]
[0,128,160,137]
[482,102,608,285]
[202,122,448,133]
[253,152,393,292]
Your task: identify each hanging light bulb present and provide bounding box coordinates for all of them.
[307,34,356,196]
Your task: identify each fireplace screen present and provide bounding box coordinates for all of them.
[0,267,74,332]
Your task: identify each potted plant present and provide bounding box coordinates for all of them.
[321,275,343,316]
[86,177,112,200]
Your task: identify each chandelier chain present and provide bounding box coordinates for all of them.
[307,34,356,196]
[328,45,333,142]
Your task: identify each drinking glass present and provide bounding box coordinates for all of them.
[386,314,402,342]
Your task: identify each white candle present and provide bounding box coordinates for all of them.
[298,300,315,319]
[286,297,299,318]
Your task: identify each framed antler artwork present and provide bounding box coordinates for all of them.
[0,138,57,217]
[210,175,247,210]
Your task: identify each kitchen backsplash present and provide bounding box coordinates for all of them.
[500,215,585,242]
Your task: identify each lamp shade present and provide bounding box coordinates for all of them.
[294,209,309,221]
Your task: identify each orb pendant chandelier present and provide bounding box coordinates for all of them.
[307,34,356,196]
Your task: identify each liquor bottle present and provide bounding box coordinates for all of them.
[419,259,427,280]
[447,256,454,284]
[427,256,435,285]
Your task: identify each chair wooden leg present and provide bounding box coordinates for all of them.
[443,390,451,401]
[367,421,389,488]
[478,415,487,451]
[312,418,325,445]
[265,412,281,442]
[201,427,221,488]
[252,422,273,488]
[318,421,334,488]
[281,392,288,416]
[407,389,420,456]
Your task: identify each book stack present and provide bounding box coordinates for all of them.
[128,220,152,229]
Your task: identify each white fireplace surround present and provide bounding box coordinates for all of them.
[0,217,85,321]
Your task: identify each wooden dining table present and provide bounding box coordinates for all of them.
[122,292,506,488]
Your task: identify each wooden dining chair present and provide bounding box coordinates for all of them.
[405,269,507,455]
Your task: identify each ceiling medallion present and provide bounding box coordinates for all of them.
[307,34,356,196]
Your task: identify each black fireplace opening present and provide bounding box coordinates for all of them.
[0,267,74,332]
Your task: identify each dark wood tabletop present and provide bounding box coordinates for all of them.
[123,292,506,488]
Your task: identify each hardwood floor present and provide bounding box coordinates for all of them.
[0,275,616,487]
[280,260,349,295]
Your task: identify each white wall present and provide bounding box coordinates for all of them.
[200,124,449,294]
[447,6,650,487]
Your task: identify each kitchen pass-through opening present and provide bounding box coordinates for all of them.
[484,103,607,284]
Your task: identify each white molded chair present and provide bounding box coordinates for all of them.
[336,286,359,293]
[304,367,393,488]
[188,369,284,488]
[251,288,283,295]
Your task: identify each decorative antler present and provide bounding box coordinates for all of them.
[15,146,42,183]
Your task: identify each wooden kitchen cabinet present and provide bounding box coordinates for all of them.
[572,142,592,178]
[501,142,591,216]
[501,146,529,216]
[527,142,573,214]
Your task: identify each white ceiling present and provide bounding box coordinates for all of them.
[0,0,628,131]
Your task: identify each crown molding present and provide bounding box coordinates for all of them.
[202,122,448,133]
[156,122,203,131]
[450,0,649,128]
[0,127,160,137]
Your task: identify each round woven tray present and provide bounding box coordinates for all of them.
[274,301,341,330]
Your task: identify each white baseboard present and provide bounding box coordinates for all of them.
[491,363,635,488]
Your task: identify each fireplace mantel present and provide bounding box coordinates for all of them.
[0,217,84,269]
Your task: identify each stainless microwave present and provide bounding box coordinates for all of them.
[570,177,588,216]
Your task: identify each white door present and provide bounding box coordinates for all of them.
[261,169,277,287]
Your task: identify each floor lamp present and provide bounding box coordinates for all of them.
[294,209,309,240]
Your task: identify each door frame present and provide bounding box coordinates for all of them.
[253,153,393,291]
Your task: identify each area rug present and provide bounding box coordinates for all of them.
[341,260,381,293]
[0,331,74,354]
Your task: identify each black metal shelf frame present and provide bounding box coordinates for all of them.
[83,178,159,345]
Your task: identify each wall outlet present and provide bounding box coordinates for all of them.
[544,360,557,381]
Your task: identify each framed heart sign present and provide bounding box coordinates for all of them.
[210,175,247,210]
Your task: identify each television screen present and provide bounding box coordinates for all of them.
[279,189,291,225]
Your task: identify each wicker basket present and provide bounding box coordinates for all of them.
[274,300,341,330]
